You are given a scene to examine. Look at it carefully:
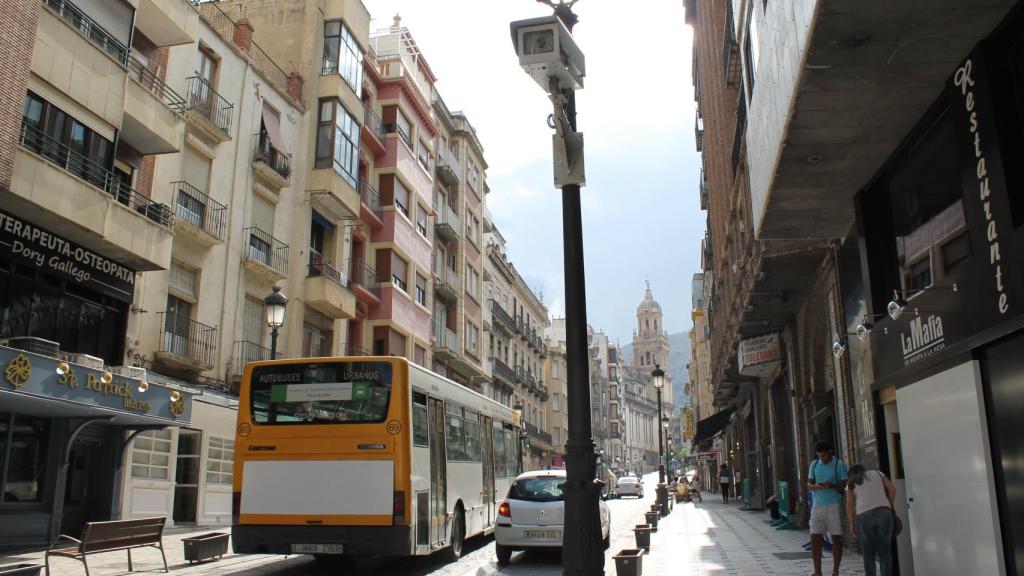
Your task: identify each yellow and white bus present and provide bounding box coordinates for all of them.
[232,356,521,561]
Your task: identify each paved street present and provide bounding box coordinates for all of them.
[2,474,876,576]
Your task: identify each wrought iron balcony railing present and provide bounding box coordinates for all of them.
[254,132,291,180]
[308,251,350,288]
[43,0,128,64]
[244,227,288,275]
[19,122,172,226]
[158,312,217,367]
[363,103,386,143]
[173,181,226,240]
[359,178,383,219]
[350,260,381,299]
[127,56,186,113]
[491,357,517,385]
[186,76,233,136]
[234,340,278,376]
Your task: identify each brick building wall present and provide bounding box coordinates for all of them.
[0,0,38,191]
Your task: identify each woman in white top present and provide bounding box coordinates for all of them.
[845,463,897,576]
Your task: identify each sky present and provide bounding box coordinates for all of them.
[367,0,705,345]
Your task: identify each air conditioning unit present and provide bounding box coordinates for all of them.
[145,203,173,226]
[0,336,60,358]
[112,366,147,380]
[64,353,104,371]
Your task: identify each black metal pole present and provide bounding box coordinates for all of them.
[656,388,669,515]
[559,87,603,575]
[270,326,279,358]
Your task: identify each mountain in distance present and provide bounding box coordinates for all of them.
[620,331,691,407]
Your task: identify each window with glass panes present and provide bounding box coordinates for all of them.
[395,109,412,149]
[131,429,172,479]
[391,252,408,291]
[465,265,480,301]
[465,321,479,357]
[415,274,427,306]
[315,99,360,188]
[415,204,428,237]
[393,178,410,217]
[0,414,50,502]
[322,20,363,93]
[417,139,430,171]
[206,436,234,484]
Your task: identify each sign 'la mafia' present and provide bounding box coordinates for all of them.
[900,314,945,366]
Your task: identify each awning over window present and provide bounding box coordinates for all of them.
[262,107,288,154]
[691,407,736,445]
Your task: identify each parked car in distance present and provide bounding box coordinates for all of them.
[613,475,644,499]
[494,470,611,565]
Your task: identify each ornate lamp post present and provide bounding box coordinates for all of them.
[264,286,287,358]
[652,364,669,515]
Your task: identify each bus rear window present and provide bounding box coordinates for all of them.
[249,361,393,425]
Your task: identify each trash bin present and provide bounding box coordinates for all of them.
[613,548,644,576]
[644,511,659,531]
[182,532,230,563]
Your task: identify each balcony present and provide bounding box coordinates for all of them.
[253,132,291,188]
[699,170,709,211]
[433,325,458,361]
[490,300,517,335]
[362,103,386,155]
[695,113,704,152]
[135,0,197,47]
[154,313,217,372]
[42,0,128,65]
[185,76,233,142]
[233,340,278,379]
[243,227,288,281]
[13,123,172,270]
[722,1,740,87]
[306,252,356,320]
[525,422,553,451]
[434,203,460,242]
[308,169,360,222]
[433,254,459,302]
[435,152,460,186]
[491,357,517,387]
[173,181,226,245]
[731,91,747,173]
[358,178,383,228]
[122,57,185,155]
[350,260,381,305]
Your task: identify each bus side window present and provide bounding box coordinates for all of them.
[412,392,428,447]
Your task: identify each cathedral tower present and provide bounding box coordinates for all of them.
[632,282,672,406]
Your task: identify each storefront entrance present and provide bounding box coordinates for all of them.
[61,432,107,536]
[172,429,201,524]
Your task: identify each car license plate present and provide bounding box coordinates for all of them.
[525,530,560,540]
[290,543,345,554]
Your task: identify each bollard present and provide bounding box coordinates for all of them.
[633,524,653,551]
[644,511,659,531]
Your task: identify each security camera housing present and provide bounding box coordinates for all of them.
[510,16,585,92]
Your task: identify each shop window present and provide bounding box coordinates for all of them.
[206,436,234,485]
[0,414,49,503]
[131,429,172,480]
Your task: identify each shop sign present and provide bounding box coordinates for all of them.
[696,450,719,462]
[1,345,191,421]
[683,406,695,439]
[0,209,136,301]
[738,333,780,377]
[873,46,1024,380]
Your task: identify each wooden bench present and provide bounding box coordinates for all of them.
[45,517,168,576]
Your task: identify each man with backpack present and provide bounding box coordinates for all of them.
[807,441,848,576]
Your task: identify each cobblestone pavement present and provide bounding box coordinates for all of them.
[2,474,878,575]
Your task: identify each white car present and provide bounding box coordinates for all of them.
[494,470,611,565]
[613,475,644,498]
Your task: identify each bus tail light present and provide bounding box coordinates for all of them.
[232,492,241,524]
[498,501,511,517]
[393,491,406,525]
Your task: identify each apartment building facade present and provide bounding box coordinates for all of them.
[689,0,1024,573]
[543,334,568,468]
[0,0,207,550]
[485,224,551,470]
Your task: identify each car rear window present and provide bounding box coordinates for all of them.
[509,476,565,502]
[617,477,637,484]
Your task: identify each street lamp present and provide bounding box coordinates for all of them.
[264,286,287,358]
[510,7,599,575]
[652,364,669,516]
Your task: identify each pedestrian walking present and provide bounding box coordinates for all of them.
[807,441,848,576]
[846,463,897,576]
[719,463,732,503]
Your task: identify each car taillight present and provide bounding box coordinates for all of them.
[498,501,511,517]
[393,491,406,525]
[231,492,241,525]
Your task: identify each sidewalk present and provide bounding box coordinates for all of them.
[637,497,868,576]
[0,526,313,576]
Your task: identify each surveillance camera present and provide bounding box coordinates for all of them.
[510,16,585,92]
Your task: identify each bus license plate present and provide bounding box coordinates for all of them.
[291,543,345,554]
[525,530,560,540]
